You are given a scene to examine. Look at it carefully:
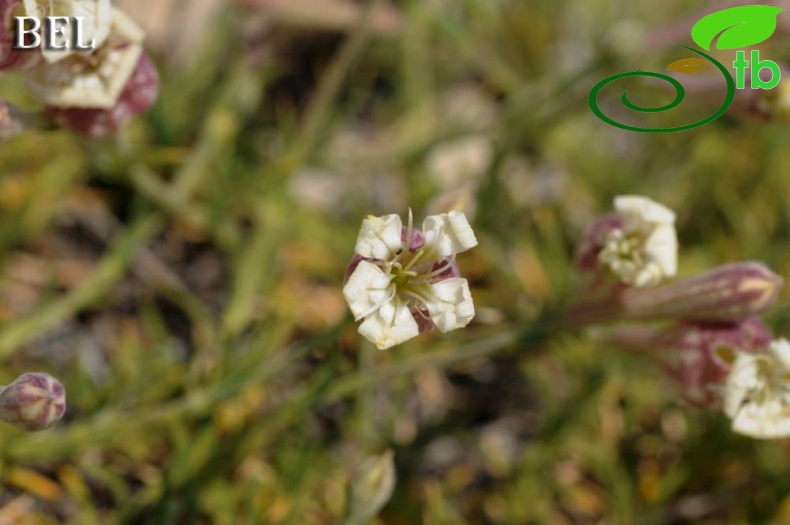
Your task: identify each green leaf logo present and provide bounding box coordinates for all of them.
[691,5,784,51]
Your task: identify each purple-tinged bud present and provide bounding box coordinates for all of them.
[46,52,159,138]
[619,262,783,323]
[0,373,66,432]
[0,0,43,70]
[566,262,783,327]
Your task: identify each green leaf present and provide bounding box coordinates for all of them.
[666,58,709,74]
[691,5,784,51]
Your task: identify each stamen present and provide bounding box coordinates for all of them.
[401,289,428,306]
[406,208,415,252]
[419,257,455,281]
[402,284,439,307]
[355,285,397,321]
[402,247,427,273]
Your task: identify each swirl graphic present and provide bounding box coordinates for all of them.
[588,44,735,133]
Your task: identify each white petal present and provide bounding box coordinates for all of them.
[731,399,790,438]
[358,299,419,350]
[24,0,114,64]
[342,261,393,320]
[25,9,144,109]
[425,278,475,333]
[723,353,761,418]
[605,195,677,287]
[724,351,790,438]
[422,211,478,257]
[644,223,677,278]
[615,195,675,227]
[770,338,790,370]
[354,214,403,260]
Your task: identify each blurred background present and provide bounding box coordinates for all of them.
[2,0,790,522]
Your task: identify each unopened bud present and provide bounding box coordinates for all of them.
[0,373,66,432]
[620,262,782,322]
[46,52,159,138]
[343,450,396,525]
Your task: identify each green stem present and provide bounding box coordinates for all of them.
[0,214,162,360]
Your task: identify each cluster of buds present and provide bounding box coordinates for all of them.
[0,372,66,432]
[0,0,158,138]
[343,210,477,350]
[570,196,789,439]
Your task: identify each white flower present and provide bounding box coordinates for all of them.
[22,0,113,63]
[724,338,790,438]
[597,195,677,287]
[343,210,478,350]
[25,8,145,109]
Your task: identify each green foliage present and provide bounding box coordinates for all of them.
[0,0,789,523]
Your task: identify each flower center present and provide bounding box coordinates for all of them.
[600,229,645,265]
[382,243,453,311]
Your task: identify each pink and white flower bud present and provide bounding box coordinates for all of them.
[46,52,159,138]
[0,372,66,432]
[619,262,782,322]
[0,0,43,70]
[567,262,783,327]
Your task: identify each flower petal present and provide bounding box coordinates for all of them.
[25,9,144,109]
[730,399,790,438]
[644,223,677,278]
[425,278,475,332]
[358,298,419,350]
[355,214,403,260]
[601,195,678,287]
[615,195,675,228]
[342,261,393,320]
[724,348,790,438]
[770,338,790,369]
[24,0,113,63]
[422,211,477,257]
[723,353,761,418]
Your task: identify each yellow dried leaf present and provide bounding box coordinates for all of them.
[5,466,63,502]
[666,58,709,74]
